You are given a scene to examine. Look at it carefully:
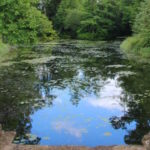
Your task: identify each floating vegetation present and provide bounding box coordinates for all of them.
[99,117,109,124]
[13,134,41,145]
[104,132,112,137]
[107,65,126,69]
[1,40,150,146]
[117,71,136,77]
[85,117,92,123]
[42,136,50,140]
[21,56,62,65]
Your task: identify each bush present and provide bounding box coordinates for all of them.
[77,0,125,40]
[0,38,10,62]
[121,0,150,58]
[121,35,150,58]
[0,0,57,45]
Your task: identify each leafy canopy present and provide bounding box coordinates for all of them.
[0,0,57,44]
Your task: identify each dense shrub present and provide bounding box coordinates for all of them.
[0,0,57,45]
[121,0,150,58]
[54,0,142,40]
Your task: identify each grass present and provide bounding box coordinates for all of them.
[121,35,150,58]
[0,39,10,63]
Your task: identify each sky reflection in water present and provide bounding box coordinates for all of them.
[0,40,149,146]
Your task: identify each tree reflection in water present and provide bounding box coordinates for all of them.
[0,41,150,145]
[110,64,150,144]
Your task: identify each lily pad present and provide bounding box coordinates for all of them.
[43,136,50,140]
[104,132,112,136]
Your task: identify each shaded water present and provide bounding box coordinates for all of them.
[0,40,150,146]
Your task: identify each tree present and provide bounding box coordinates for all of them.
[78,0,124,40]
[118,0,143,35]
[133,0,150,37]
[54,0,85,38]
[46,0,62,20]
[37,0,62,20]
[54,0,141,40]
[0,0,57,44]
[121,0,150,58]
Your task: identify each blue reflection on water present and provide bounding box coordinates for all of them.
[0,41,141,146]
[30,77,135,146]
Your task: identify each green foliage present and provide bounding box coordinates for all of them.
[43,0,62,20]
[63,9,85,37]
[78,0,124,40]
[0,0,57,45]
[54,0,85,38]
[54,0,142,40]
[121,0,150,58]
[121,35,150,58]
[118,0,142,31]
[0,38,10,62]
[0,0,147,44]
[133,0,150,38]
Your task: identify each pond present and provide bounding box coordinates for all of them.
[0,40,150,147]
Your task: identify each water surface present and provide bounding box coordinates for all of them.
[0,40,150,146]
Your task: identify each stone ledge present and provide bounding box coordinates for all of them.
[0,145,147,150]
[0,125,149,150]
[112,146,146,150]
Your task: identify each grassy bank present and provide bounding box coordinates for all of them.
[121,35,150,58]
[0,40,10,63]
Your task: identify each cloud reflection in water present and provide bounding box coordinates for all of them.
[87,78,126,111]
[52,121,87,138]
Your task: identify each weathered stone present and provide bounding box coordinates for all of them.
[0,126,148,150]
[113,146,146,150]
[142,133,150,150]
[0,124,3,136]
[0,124,2,130]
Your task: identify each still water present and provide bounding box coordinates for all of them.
[0,40,150,146]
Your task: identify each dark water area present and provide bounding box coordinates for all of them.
[0,40,150,146]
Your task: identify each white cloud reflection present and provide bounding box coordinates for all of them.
[87,78,126,111]
[52,121,87,138]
